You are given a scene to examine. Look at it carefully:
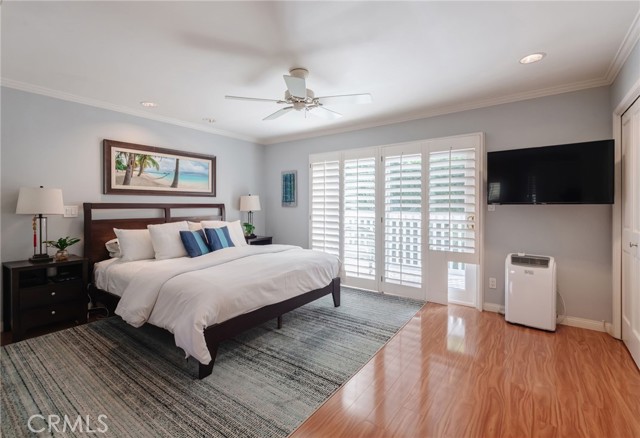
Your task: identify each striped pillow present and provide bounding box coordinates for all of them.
[205,226,235,251]
[179,230,211,258]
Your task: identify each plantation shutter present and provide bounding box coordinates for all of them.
[382,145,423,291]
[427,138,480,265]
[343,154,377,285]
[310,158,341,256]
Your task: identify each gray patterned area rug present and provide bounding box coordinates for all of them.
[1,288,423,437]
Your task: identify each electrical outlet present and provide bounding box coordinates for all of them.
[64,205,78,218]
[489,277,497,289]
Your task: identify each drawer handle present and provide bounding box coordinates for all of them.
[51,291,56,296]
[51,310,56,315]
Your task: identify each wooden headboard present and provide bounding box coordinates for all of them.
[83,202,225,269]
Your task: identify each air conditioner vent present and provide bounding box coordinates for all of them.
[510,255,550,267]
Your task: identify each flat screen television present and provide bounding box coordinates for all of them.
[487,140,614,204]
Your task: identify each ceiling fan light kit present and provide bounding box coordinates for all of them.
[225,68,372,121]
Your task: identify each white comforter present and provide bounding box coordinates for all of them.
[114,245,340,364]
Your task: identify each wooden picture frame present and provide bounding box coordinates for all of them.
[281,170,297,207]
[103,139,216,197]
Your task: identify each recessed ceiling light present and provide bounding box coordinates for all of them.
[140,101,158,108]
[202,118,216,123]
[519,52,546,64]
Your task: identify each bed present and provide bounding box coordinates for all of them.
[83,202,341,379]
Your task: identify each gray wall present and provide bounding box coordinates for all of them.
[263,87,613,322]
[611,39,640,110]
[1,87,265,264]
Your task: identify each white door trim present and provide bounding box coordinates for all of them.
[611,75,640,340]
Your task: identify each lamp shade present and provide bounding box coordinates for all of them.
[240,195,261,212]
[16,187,65,215]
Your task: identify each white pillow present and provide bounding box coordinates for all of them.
[148,221,189,260]
[201,220,247,247]
[113,229,155,262]
[188,221,202,231]
[105,238,121,258]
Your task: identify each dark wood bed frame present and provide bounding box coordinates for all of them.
[83,202,340,379]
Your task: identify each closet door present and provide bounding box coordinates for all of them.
[380,142,425,299]
[621,97,640,369]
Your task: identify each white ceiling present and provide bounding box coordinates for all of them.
[2,1,639,145]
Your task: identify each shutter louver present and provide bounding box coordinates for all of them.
[311,160,340,256]
[384,153,422,288]
[343,157,376,280]
[428,148,476,254]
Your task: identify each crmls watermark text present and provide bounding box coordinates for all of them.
[27,414,108,433]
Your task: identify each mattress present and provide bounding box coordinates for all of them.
[94,257,157,297]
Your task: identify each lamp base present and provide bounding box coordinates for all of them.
[29,254,53,263]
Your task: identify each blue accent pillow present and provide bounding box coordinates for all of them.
[180,230,211,258]
[205,226,235,251]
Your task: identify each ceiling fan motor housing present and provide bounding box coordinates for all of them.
[285,89,317,111]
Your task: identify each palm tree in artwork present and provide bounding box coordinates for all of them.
[122,153,137,186]
[136,154,160,176]
[171,158,180,188]
[115,152,128,171]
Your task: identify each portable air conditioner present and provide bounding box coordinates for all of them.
[505,253,556,331]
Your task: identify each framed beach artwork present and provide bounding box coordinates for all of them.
[103,140,216,197]
[281,170,297,207]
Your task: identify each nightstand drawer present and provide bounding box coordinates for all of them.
[20,281,83,310]
[21,301,86,331]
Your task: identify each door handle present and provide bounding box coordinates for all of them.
[631,242,639,248]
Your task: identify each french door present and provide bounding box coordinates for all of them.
[621,97,640,369]
[380,143,424,299]
[310,133,483,306]
[426,134,482,307]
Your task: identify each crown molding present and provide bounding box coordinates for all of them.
[261,76,609,145]
[605,10,640,84]
[0,70,617,147]
[0,78,262,145]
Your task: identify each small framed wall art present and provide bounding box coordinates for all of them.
[281,170,297,207]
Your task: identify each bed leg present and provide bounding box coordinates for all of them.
[277,315,283,329]
[332,278,341,307]
[198,343,219,379]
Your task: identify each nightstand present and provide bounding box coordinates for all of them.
[246,236,273,245]
[2,255,88,342]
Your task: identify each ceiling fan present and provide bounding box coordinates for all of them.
[225,68,372,121]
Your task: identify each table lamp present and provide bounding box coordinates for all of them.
[16,186,65,263]
[240,194,261,238]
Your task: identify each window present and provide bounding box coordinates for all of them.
[310,159,340,256]
[428,148,477,254]
[343,156,376,280]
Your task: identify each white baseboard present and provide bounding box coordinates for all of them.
[483,303,504,314]
[482,303,612,334]
[560,316,612,334]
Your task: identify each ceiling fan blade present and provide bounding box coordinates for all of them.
[310,106,343,120]
[225,95,282,103]
[316,93,372,105]
[283,75,307,98]
[263,106,294,121]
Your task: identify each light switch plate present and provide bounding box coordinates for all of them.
[64,205,79,218]
[488,204,496,211]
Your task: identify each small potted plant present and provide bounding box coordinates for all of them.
[44,236,81,261]
[242,223,256,239]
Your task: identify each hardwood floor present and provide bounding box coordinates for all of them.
[292,303,640,437]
